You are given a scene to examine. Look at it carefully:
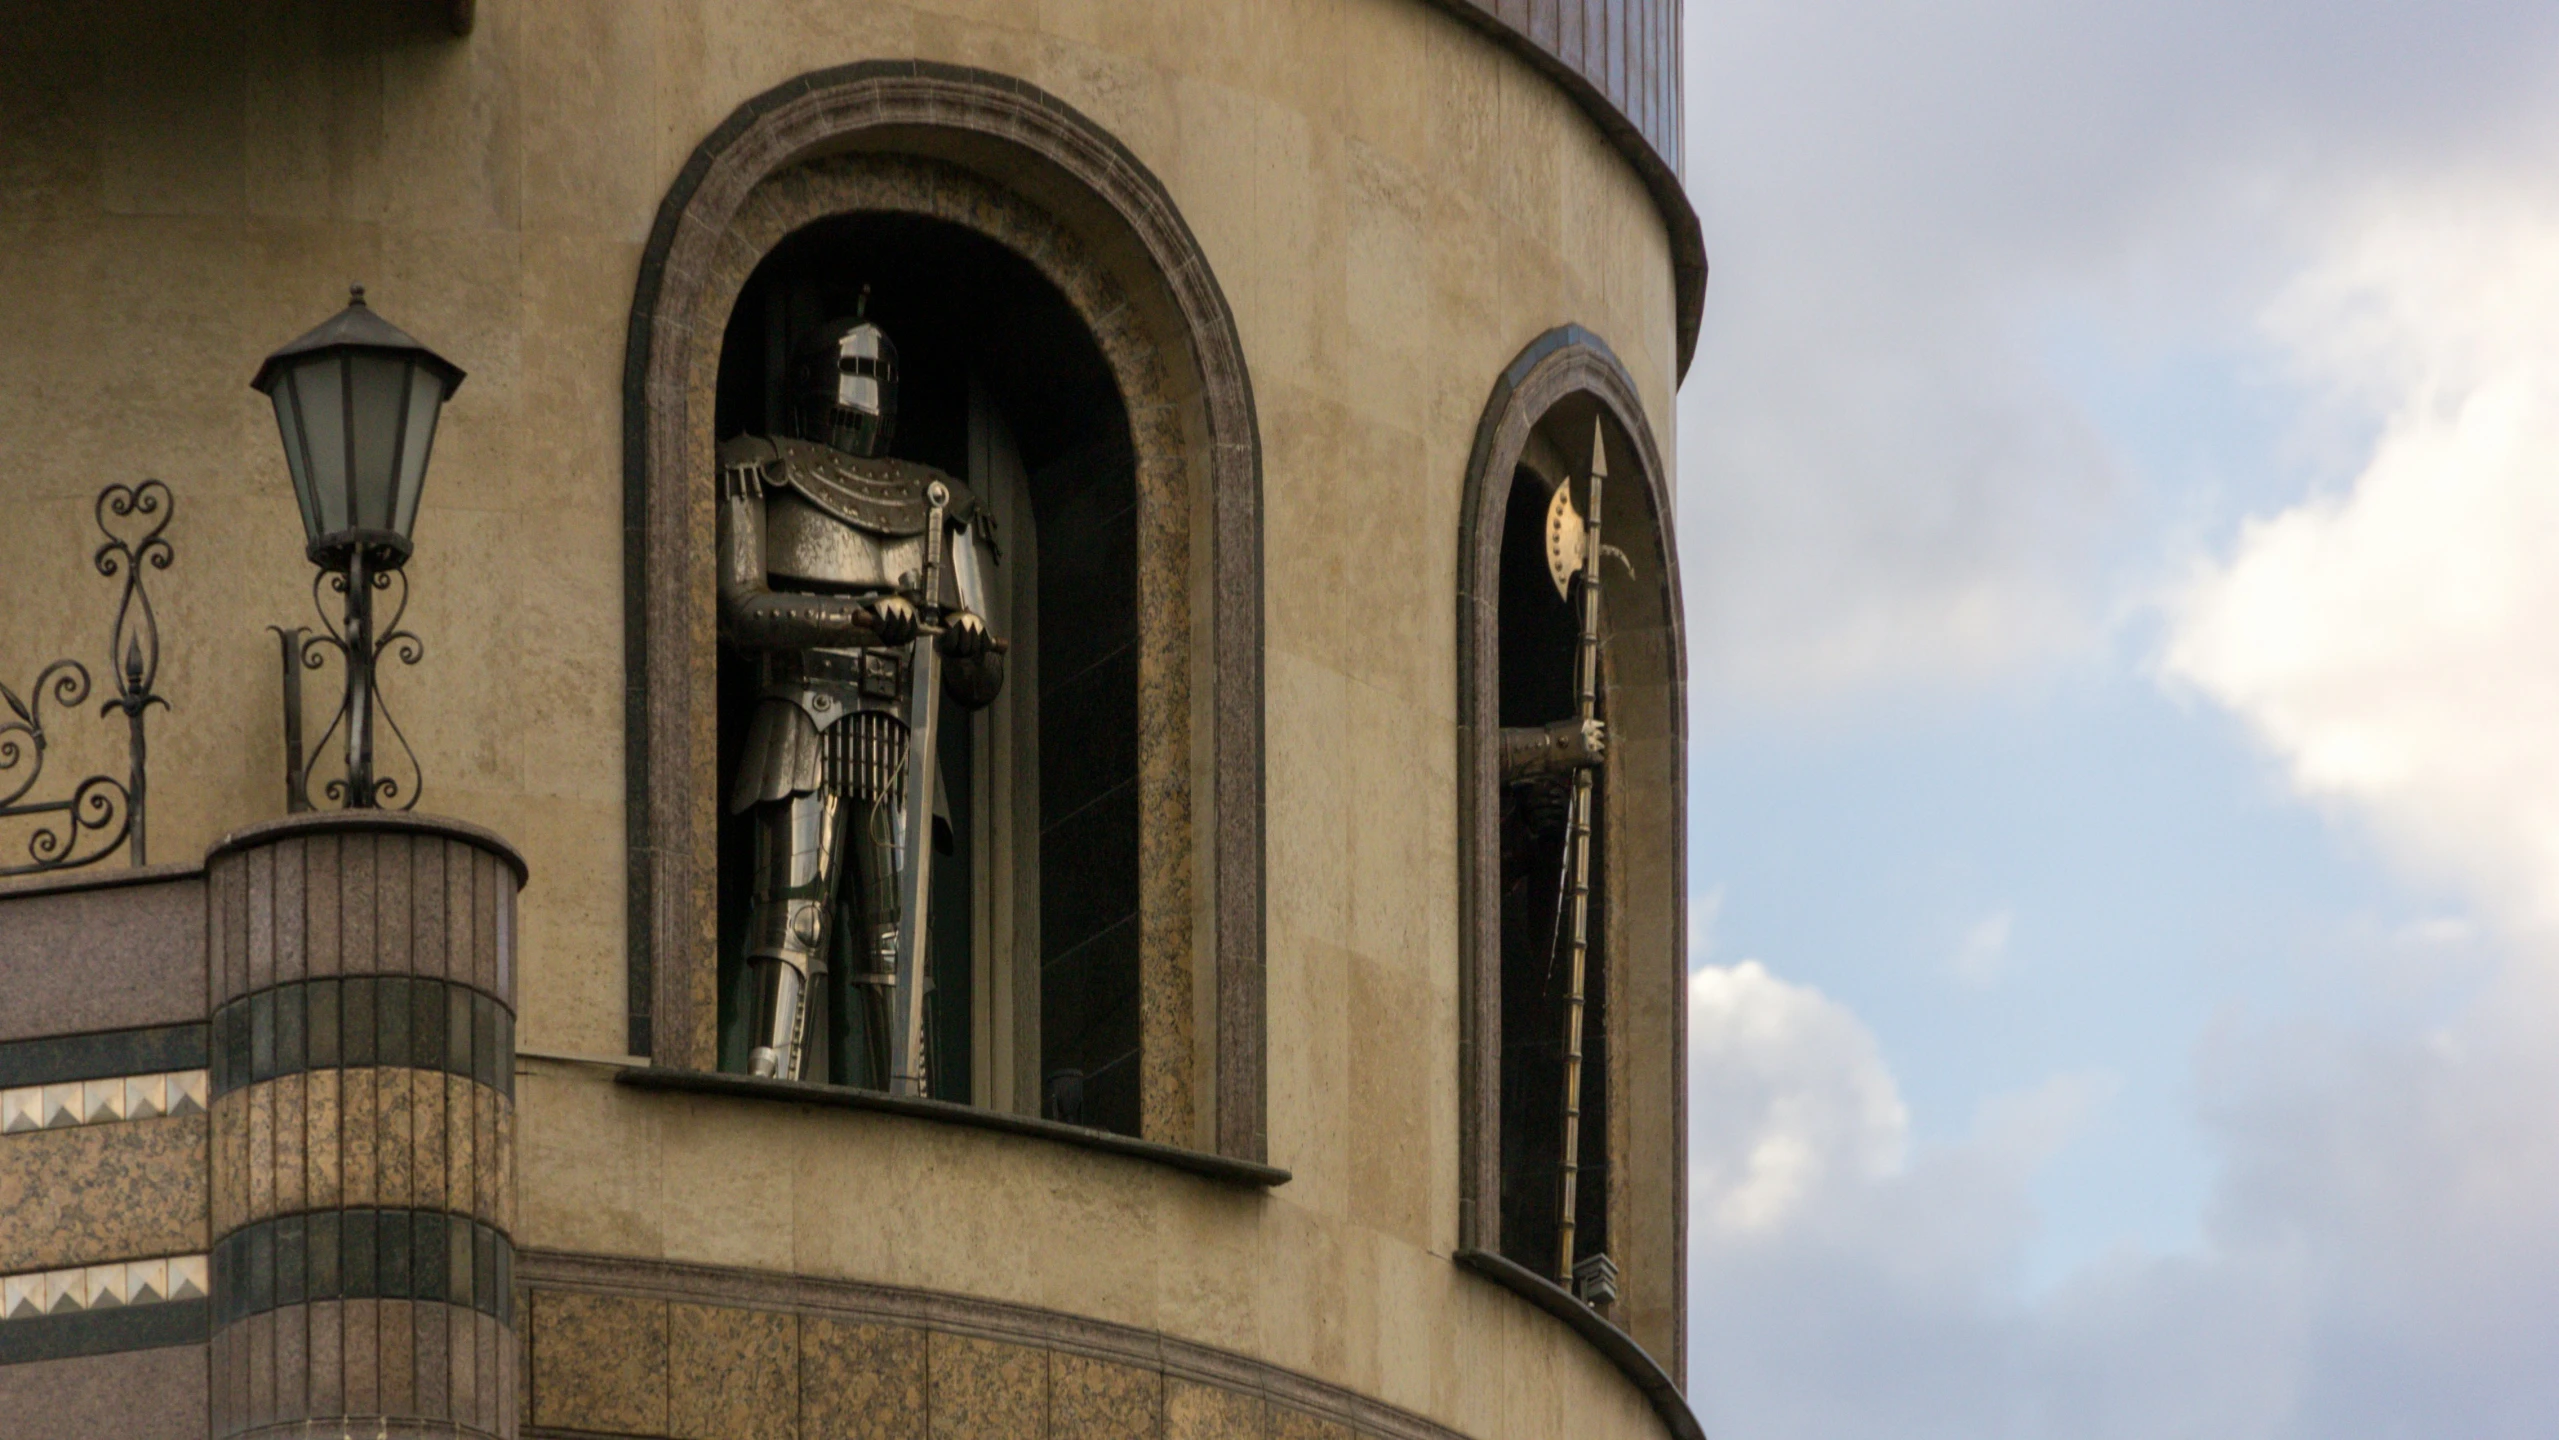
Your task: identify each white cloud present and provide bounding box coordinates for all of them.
[1687,955,2559,1438]
[2163,183,2559,937]
[1689,961,1909,1233]
[1678,0,2559,713]
[1677,0,2559,1428]
[1948,908,2016,987]
[1688,184,2559,1438]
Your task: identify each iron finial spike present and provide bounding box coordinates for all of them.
[1589,417,1608,481]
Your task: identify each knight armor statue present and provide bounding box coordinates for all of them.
[717,302,1004,1089]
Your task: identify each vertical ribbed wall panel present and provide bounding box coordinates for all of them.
[1443,0,1683,173]
[203,813,525,1440]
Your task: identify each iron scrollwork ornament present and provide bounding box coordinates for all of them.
[0,481,174,877]
[272,563,425,813]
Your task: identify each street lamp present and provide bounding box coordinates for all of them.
[251,286,465,808]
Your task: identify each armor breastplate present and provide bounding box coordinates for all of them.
[763,491,926,593]
[742,435,968,598]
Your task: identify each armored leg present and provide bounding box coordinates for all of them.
[827,792,903,1088]
[744,790,850,1079]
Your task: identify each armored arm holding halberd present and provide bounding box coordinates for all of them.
[716,304,1005,1087]
[1498,473,1611,785]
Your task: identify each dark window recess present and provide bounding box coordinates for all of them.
[1495,465,1611,1277]
[710,211,1143,1136]
[1037,444,1141,1136]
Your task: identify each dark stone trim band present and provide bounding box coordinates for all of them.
[0,1022,206,1090]
[1453,1247,1705,1440]
[211,1210,514,1329]
[0,1296,208,1367]
[210,976,514,1101]
[614,1066,1290,1188]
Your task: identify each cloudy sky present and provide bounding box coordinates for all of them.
[1673,1,2559,1435]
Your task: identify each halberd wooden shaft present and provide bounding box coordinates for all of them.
[1556,419,1607,1289]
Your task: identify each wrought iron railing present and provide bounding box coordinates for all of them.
[0,482,174,877]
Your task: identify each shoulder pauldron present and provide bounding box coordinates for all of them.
[768,437,933,537]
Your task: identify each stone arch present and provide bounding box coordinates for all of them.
[623,62,1265,1160]
[1454,325,1689,1379]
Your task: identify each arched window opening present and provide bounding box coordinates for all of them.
[1457,327,1687,1376]
[708,213,1143,1134]
[1495,440,1613,1296]
[625,65,1268,1164]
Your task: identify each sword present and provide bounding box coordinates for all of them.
[886,481,952,1099]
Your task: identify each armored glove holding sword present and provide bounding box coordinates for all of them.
[716,301,1005,1093]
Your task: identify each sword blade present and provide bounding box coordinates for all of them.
[887,485,952,1099]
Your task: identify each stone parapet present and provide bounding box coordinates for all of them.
[518,1252,1473,1440]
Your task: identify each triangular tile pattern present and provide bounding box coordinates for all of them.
[0,1253,208,1322]
[126,1259,168,1305]
[124,1073,166,1120]
[0,1070,206,1133]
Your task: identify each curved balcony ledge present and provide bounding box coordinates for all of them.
[611,1064,1292,1188]
[1454,1247,1708,1440]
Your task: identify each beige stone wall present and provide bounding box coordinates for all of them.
[0,1,1682,1436]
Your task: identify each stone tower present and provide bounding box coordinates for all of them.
[0,3,1699,1438]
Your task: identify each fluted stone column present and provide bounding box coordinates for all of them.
[203,813,525,1439]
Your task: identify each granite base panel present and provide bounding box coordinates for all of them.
[207,1291,516,1436]
[520,1250,1474,1440]
[0,1338,207,1440]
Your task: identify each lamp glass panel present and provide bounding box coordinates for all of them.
[292,356,351,536]
[268,378,322,544]
[346,352,412,533]
[392,365,445,539]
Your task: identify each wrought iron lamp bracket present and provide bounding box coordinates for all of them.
[273,563,425,813]
[0,481,175,877]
